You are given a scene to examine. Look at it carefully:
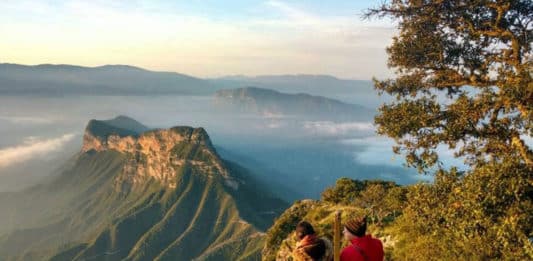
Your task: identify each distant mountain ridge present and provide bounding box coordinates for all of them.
[214,87,375,121]
[0,116,286,260]
[210,74,383,106]
[0,63,214,95]
[0,63,384,106]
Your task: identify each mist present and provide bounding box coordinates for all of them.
[0,93,439,199]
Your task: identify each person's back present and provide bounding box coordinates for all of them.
[340,217,384,261]
[293,237,326,261]
[340,234,383,261]
[292,221,328,261]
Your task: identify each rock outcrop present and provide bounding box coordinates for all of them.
[82,117,237,190]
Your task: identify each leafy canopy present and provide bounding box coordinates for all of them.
[366,0,532,171]
[366,1,533,259]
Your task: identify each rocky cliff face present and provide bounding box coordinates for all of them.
[82,119,237,190]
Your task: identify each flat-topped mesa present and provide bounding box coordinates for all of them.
[81,117,234,190]
[82,120,213,154]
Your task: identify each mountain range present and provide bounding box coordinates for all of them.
[0,64,380,106]
[0,116,286,260]
[214,87,375,121]
[0,64,214,95]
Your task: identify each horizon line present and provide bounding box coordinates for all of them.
[0,62,376,81]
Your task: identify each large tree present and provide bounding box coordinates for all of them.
[367,0,532,171]
[366,0,533,259]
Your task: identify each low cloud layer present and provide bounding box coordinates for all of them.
[343,136,466,171]
[342,136,399,166]
[303,121,374,136]
[0,133,76,168]
[0,115,57,124]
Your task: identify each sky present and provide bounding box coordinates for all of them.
[0,0,396,79]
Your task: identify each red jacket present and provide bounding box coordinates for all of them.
[340,235,384,261]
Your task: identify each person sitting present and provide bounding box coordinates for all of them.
[292,221,328,261]
[340,216,384,261]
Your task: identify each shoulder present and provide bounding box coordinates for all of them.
[372,237,384,248]
[293,247,312,261]
[340,245,356,257]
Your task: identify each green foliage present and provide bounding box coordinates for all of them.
[171,142,211,161]
[366,0,532,170]
[264,179,403,260]
[321,178,404,226]
[263,200,316,261]
[321,178,364,204]
[365,1,533,259]
[392,162,533,260]
[0,130,285,260]
[321,178,399,205]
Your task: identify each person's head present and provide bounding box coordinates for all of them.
[343,216,367,240]
[295,221,316,240]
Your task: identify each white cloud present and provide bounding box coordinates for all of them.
[303,121,374,136]
[0,116,57,124]
[342,136,467,170]
[0,134,76,168]
[0,0,396,79]
[265,0,321,26]
[261,111,294,119]
[342,136,399,166]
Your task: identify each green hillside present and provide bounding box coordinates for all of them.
[0,116,286,260]
[262,178,404,261]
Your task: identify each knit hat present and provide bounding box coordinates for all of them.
[344,216,367,236]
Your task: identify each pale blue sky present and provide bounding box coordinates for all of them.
[1,0,395,79]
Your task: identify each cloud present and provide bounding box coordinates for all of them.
[0,116,56,124]
[342,136,467,170]
[303,121,374,136]
[265,0,321,26]
[0,133,76,168]
[265,120,287,129]
[1,0,396,79]
[342,136,399,166]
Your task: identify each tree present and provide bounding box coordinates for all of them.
[366,0,533,259]
[356,183,388,225]
[321,178,364,204]
[366,0,532,171]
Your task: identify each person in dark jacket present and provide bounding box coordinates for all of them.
[340,216,383,261]
[292,221,327,261]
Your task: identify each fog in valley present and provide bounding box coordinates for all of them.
[0,92,428,199]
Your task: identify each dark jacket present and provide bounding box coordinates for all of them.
[293,235,327,261]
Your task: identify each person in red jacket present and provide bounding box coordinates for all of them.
[340,216,384,261]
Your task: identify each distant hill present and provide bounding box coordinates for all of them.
[0,63,388,107]
[214,87,375,121]
[210,75,386,107]
[0,63,214,95]
[0,116,286,260]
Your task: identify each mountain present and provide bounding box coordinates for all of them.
[214,87,375,121]
[0,63,214,95]
[0,63,388,107]
[0,116,286,260]
[210,75,386,107]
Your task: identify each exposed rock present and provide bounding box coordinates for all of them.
[82,118,237,190]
